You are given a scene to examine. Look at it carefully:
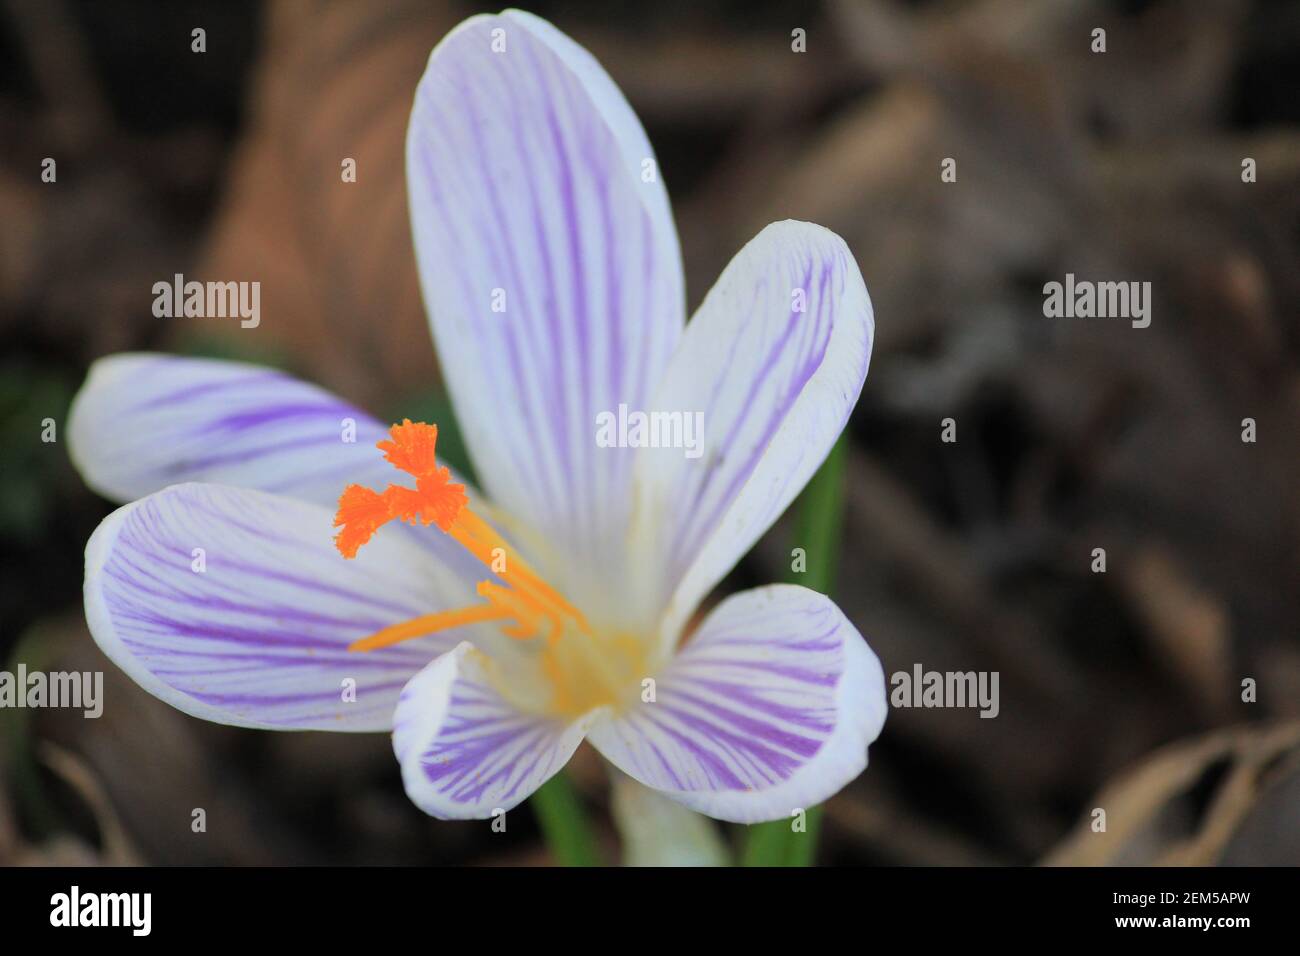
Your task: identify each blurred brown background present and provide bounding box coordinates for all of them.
[1,0,1297,865]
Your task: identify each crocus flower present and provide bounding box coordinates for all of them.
[69,9,885,823]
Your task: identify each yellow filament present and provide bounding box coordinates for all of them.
[348,604,513,652]
[450,511,589,632]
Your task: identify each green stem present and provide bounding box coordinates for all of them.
[742,436,848,866]
[530,772,602,866]
[791,437,847,595]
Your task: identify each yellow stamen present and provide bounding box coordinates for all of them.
[348,604,513,652]
[475,581,544,641]
[448,513,590,632]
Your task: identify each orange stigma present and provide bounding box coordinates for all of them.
[333,420,588,653]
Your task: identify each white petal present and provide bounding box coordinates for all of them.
[69,354,390,507]
[84,482,492,731]
[406,11,684,614]
[587,585,886,823]
[393,642,596,819]
[630,221,873,639]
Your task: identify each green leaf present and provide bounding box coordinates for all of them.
[0,361,74,543]
[530,772,602,866]
[741,436,848,866]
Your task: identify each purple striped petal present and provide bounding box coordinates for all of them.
[407,11,684,617]
[68,353,482,580]
[630,222,874,641]
[71,353,405,507]
[84,482,496,731]
[587,585,885,823]
[393,642,595,819]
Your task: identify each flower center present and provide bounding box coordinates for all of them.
[334,420,643,716]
